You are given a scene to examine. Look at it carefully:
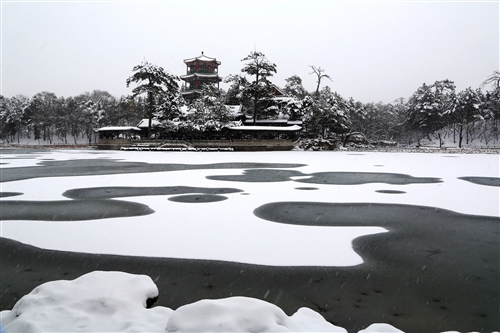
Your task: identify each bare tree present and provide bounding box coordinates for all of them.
[482,70,500,89]
[309,66,332,97]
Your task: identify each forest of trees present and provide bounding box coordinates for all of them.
[1,53,499,148]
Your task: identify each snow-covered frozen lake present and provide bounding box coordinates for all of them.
[1,149,498,266]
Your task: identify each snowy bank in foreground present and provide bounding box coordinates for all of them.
[3,271,495,333]
[0,271,347,332]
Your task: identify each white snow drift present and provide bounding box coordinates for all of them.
[0,271,348,332]
[3,270,480,333]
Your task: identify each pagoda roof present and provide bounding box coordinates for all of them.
[180,73,222,80]
[184,53,221,65]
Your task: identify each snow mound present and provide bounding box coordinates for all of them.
[0,271,172,332]
[0,270,409,333]
[165,296,346,332]
[358,323,404,332]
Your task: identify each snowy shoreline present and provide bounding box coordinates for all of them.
[2,143,500,154]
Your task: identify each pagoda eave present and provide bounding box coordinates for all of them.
[184,54,221,65]
[181,73,222,80]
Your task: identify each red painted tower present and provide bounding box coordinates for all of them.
[180,52,222,100]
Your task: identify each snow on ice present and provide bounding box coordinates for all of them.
[1,150,498,267]
[1,150,499,333]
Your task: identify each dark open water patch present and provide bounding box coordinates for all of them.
[208,169,442,185]
[252,201,499,331]
[0,159,306,183]
[294,187,319,190]
[375,190,406,194]
[3,199,499,332]
[207,169,305,182]
[296,172,442,185]
[0,192,23,198]
[63,186,243,200]
[0,200,154,221]
[168,194,227,203]
[458,176,500,187]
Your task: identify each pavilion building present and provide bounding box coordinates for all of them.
[180,52,222,101]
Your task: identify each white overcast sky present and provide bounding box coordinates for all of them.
[1,0,498,103]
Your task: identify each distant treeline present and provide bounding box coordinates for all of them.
[1,74,499,147]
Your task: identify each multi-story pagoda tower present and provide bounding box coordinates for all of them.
[180,52,222,100]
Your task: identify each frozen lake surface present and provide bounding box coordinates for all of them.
[1,149,498,266]
[1,149,499,333]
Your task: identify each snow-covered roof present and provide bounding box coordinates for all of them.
[183,53,221,65]
[180,73,222,80]
[137,119,161,128]
[228,125,302,132]
[97,126,141,132]
[242,113,303,125]
[273,96,295,103]
[271,84,287,97]
[244,118,289,124]
[243,113,291,123]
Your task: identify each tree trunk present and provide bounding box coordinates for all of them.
[252,97,257,125]
[458,124,463,148]
[466,124,469,145]
[253,72,260,125]
[148,92,154,139]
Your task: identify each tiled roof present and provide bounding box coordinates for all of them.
[183,54,221,65]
